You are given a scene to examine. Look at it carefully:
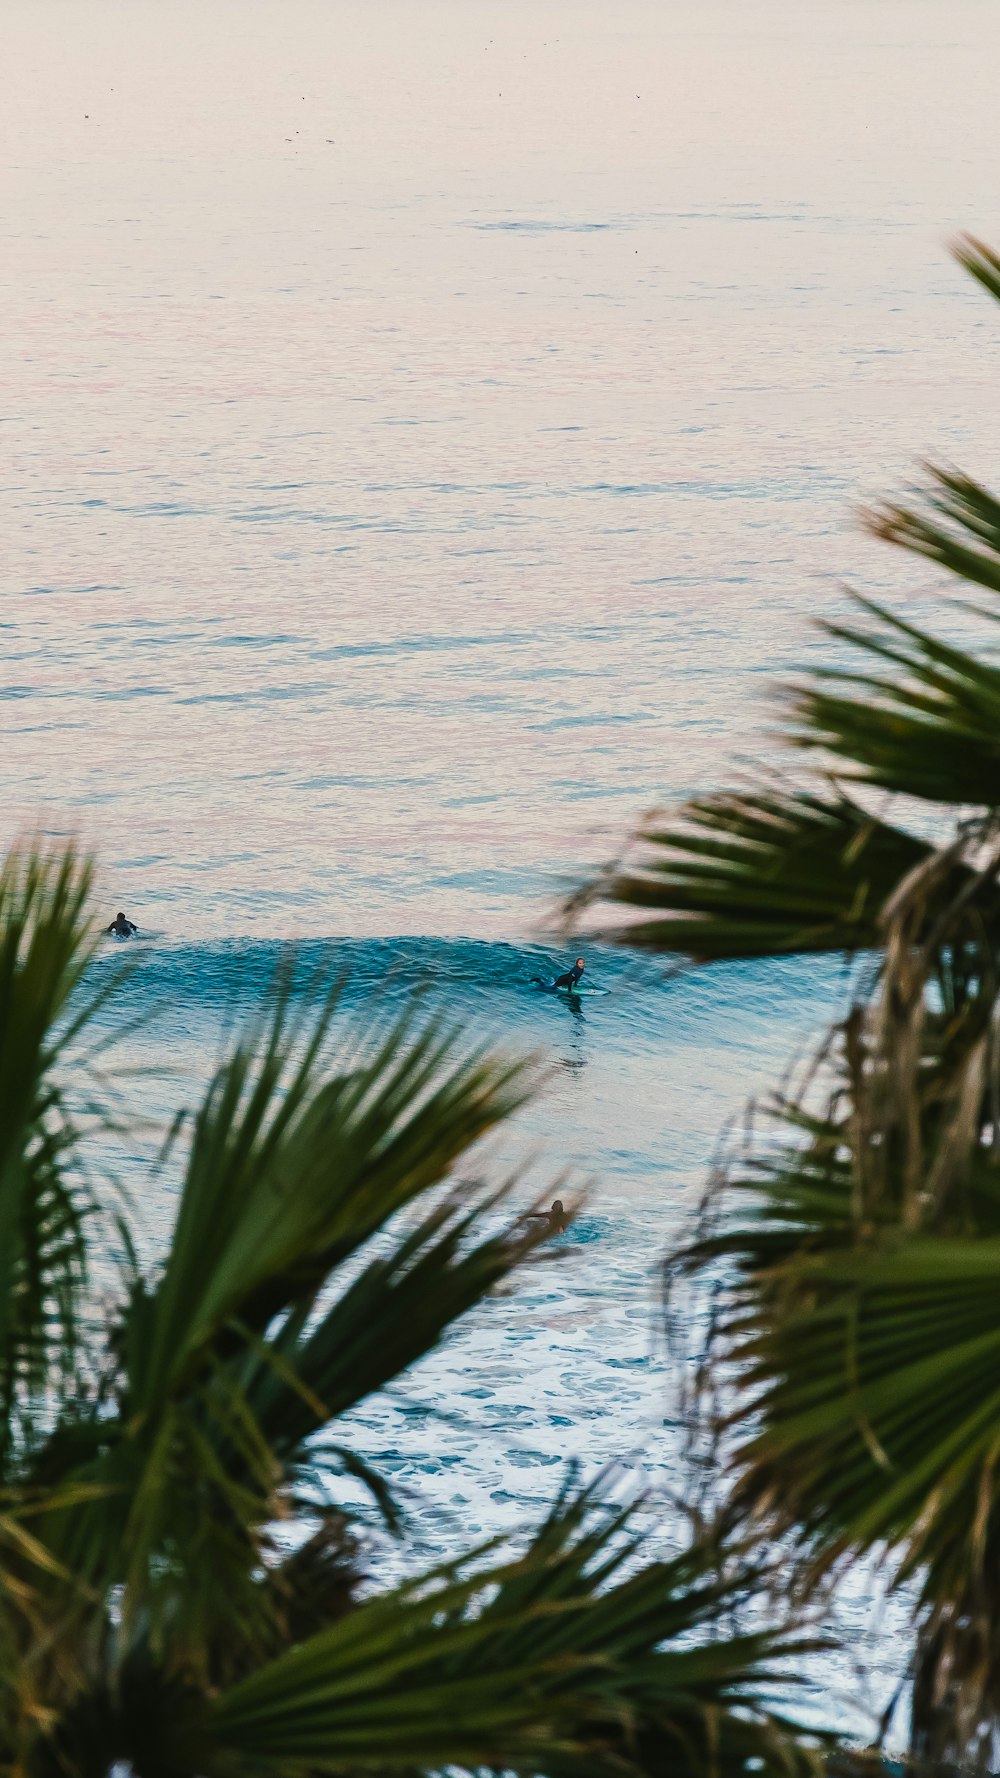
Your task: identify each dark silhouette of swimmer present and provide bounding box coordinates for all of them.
[532,958,585,991]
[106,911,137,938]
[521,1199,569,1235]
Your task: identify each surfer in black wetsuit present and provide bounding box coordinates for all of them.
[554,957,585,990]
[106,911,138,938]
[531,957,585,991]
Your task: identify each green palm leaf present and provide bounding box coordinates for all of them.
[30,1485,825,1778]
[30,992,564,1678]
[239,1183,559,1480]
[867,467,1000,600]
[792,592,1000,806]
[666,918,1000,1763]
[0,844,114,1459]
[572,786,942,959]
[692,1217,1000,1568]
[554,229,1000,1764]
[679,1186,1000,1764]
[181,1480,825,1778]
[0,849,836,1778]
[572,236,1000,961]
[124,998,532,1411]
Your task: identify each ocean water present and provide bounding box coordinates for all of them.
[6,0,1000,1735]
[5,0,1000,935]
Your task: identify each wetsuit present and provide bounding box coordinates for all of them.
[552,963,584,990]
[107,915,138,938]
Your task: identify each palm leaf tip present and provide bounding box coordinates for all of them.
[783,587,1000,805]
[953,233,1000,306]
[863,466,1000,599]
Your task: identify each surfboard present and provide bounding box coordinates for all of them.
[535,980,608,997]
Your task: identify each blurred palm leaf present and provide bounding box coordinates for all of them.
[575,232,1000,1765]
[0,844,112,1460]
[0,843,835,1778]
[673,1119,1000,1767]
[184,1480,824,1778]
[575,786,944,960]
[791,593,1000,805]
[572,239,1000,962]
[661,813,1000,1765]
[239,1182,556,1478]
[867,467,1000,600]
[124,1001,533,1411]
[36,998,556,1672]
[714,1228,1000,1578]
[0,842,832,1778]
[954,234,1000,305]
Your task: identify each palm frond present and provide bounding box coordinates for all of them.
[239,1182,565,1491]
[569,786,942,960]
[954,234,1000,306]
[790,593,1000,806]
[668,896,1000,1764]
[859,238,1000,601]
[687,1189,1000,1766]
[0,844,113,1459]
[33,997,557,1679]
[126,998,533,1414]
[866,468,1000,600]
[189,1478,826,1778]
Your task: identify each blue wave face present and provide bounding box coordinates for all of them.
[87,931,858,1219]
[90,934,855,1159]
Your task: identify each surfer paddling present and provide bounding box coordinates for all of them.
[521,1199,569,1235]
[106,911,138,938]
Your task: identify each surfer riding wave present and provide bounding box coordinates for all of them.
[532,957,585,992]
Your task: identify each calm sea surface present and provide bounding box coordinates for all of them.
[6,0,1000,1733]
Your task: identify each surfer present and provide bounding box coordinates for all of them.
[106,911,138,938]
[532,957,585,992]
[521,1199,569,1235]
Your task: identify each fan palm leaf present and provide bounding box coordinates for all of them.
[30,997,556,1673]
[568,233,1000,1764]
[0,843,115,1460]
[574,786,956,960]
[33,1480,826,1778]
[791,593,1000,805]
[569,245,1000,963]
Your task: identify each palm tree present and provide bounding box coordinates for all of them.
[574,237,1000,1768]
[0,844,823,1778]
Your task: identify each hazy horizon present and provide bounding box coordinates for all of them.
[4,0,999,934]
